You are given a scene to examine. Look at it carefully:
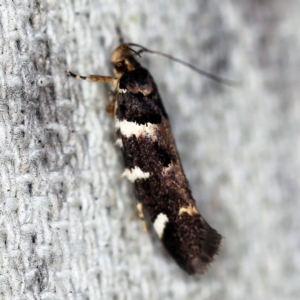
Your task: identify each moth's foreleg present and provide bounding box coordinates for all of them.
[66,70,117,83]
[66,70,118,117]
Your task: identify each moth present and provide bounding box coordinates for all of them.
[67,41,223,275]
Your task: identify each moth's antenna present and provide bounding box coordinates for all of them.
[128,43,237,86]
[116,25,124,44]
[125,46,142,58]
[115,28,141,58]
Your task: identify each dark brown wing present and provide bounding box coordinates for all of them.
[115,67,222,274]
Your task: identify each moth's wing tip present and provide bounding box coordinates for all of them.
[186,231,223,275]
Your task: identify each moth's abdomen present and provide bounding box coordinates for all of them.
[115,68,222,274]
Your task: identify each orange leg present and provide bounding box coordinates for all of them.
[131,202,148,233]
[66,70,116,83]
[67,70,118,117]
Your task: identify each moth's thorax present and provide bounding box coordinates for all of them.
[111,43,141,76]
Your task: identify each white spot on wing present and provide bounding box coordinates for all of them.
[115,119,158,139]
[153,213,169,238]
[120,166,150,182]
[118,88,127,93]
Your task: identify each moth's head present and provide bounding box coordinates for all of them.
[111,43,141,75]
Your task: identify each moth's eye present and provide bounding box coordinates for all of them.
[114,60,128,72]
[116,60,125,68]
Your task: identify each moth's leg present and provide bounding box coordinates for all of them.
[66,70,116,83]
[105,102,115,117]
[131,202,148,233]
[106,90,118,117]
[66,70,118,117]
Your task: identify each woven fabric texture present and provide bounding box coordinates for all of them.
[0,0,299,299]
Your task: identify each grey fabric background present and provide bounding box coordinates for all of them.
[0,0,299,299]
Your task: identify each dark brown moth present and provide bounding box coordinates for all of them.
[67,42,222,275]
